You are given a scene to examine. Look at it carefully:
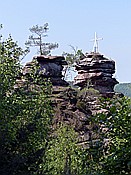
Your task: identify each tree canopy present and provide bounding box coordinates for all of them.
[0,30,53,175]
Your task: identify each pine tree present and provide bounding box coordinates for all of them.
[25,23,58,55]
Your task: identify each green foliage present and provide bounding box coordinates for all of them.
[76,87,100,112]
[77,87,100,99]
[44,124,85,175]
[25,23,58,55]
[93,96,131,174]
[62,46,84,80]
[0,33,52,174]
[63,45,84,66]
[44,122,107,175]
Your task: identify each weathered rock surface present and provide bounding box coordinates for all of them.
[22,55,68,86]
[20,53,121,146]
[74,53,118,96]
[51,86,100,145]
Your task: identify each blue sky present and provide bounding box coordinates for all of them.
[0,0,131,83]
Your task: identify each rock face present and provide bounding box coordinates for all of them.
[20,53,121,146]
[74,52,118,95]
[51,86,100,146]
[22,55,68,86]
[51,52,121,146]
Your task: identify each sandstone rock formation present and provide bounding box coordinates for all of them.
[22,55,68,86]
[74,52,118,96]
[51,52,121,146]
[19,52,121,147]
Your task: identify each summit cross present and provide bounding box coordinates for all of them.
[90,32,103,53]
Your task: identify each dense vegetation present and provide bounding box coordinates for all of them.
[0,26,131,174]
[0,32,52,174]
[93,96,131,174]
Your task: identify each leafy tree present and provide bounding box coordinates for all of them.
[62,45,84,80]
[44,122,104,175]
[44,92,130,175]
[0,31,52,175]
[93,96,131,174]
[44,124,85,175]
[25,23,58,55]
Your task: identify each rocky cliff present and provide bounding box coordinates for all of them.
[21,53,120,146]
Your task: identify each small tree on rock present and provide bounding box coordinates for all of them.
[62,45,84,80]
[25,23,58,55]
